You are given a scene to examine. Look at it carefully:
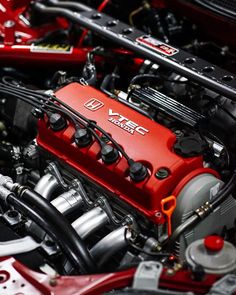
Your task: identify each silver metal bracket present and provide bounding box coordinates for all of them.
[208,275,236,295]
[133,261,162,291]
[46,162,67,189]
[3,210,22,226]
[132,261,194,295]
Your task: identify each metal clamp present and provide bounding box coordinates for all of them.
[195,201,213,219]
[71,179,93,206]
[95,196,134,226]
[46,162,67,190]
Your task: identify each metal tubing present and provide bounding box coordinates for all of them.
[72,207,109,239]
[51,189,82,215]
[34,173,59,200]
[90,226,128,267]
[10,189,97,273]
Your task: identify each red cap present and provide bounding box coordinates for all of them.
[204,236,224,252]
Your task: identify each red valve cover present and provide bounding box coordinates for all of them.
[37,82,206,223]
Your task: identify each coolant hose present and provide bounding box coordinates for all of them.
[17,188,97,273]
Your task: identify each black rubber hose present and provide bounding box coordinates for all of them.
[82,63,97,86]
[130,74,161,86]
[210,170,236,209]
[7,194,85,273]
[162,214,199,248]
[46,0,92,12]
[130,74,188,86]
[18,188,97,273]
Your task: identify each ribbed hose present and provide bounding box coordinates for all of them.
[18,188,97,273]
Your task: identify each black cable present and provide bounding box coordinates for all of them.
[49,94,133,163]
[0,81,100,140]
[130,74,161,85]
[7,194,87,274]
[18,188,97,273]
[0,84,104,147]
[0,86,79,130]
[31,1,236,101]
[210,170,236,209]
[130,74,188,86]
[0,87,42,109]
[0,81,133,164]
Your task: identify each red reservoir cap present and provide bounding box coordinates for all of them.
[204,235,224,252]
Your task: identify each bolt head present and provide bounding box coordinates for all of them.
[155,168,169,180]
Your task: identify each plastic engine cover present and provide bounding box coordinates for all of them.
[37,82,210,223]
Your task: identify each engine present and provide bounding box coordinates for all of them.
[0,0,235,294]
[38,82,207,220]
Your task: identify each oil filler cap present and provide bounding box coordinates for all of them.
[49,113,67,131]
[174,135,205,157]
[129,162,148,182]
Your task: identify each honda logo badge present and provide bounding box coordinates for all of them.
[84,98,104,111]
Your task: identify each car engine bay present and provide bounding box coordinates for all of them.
[0,0,236,294]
